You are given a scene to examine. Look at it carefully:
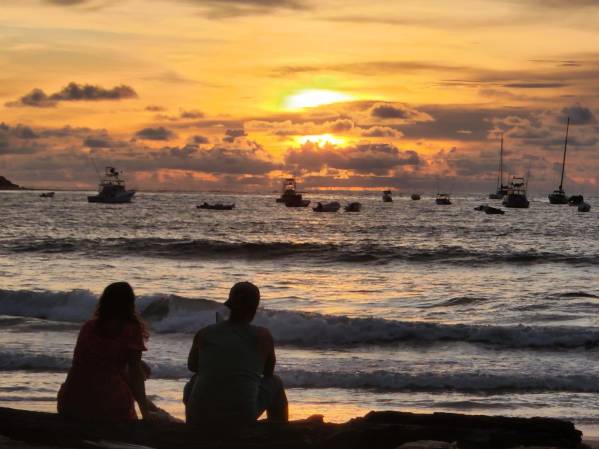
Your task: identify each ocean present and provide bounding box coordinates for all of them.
[2,190,599,433]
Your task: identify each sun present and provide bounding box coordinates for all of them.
[296,134,346,147]
[283,89,353,110]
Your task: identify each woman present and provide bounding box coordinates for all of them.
[58,282,157,421]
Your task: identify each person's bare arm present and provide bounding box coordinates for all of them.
[187,328,207,373]
[257,327,275,378]
[126,350,153,419]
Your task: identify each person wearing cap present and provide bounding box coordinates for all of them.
[185,281,288,426]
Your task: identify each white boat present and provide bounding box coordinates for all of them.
[435,193,451,205]
[88,167,135,204]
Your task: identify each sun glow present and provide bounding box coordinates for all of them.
[283,89,353,110]
[296,134,346,147]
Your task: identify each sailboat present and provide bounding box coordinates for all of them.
[548,118,570,204]
[489,135,509,199]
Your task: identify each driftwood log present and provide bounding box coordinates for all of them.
[0,407,583,449]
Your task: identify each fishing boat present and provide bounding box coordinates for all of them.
[489,135,509,199]
[503,176,529,208]
[276,178,299,203]
[88,167,135,203]
[197,202,235,210]
[411,193,421,200]
[344,202,362,212]
[382,190,393,202]
[313,201,341,212]
[435,193,451,205]
[39,192,55,198]
[548,118,570,204]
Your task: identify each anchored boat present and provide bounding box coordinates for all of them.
[88,167,135,204]
[503,176,529,208]
[435,193,451,205]
[382,190,393,202]
[548,117,570,204]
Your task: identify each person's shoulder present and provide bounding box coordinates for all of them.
[252,325,274,341]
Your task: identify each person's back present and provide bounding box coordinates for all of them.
[185,282,288,426]
[186,321,265,424]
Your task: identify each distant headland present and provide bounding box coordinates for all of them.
[0,176,23,190]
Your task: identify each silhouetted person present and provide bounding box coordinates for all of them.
[58,282,158,421]
[185,281,288,426]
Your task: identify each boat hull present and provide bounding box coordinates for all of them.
[197,204,235,210]
[548,191,568,204]
[503,194,529,208]
[88,190,135,203]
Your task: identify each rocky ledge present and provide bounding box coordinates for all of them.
[0,175,22,190]
[0,407,584,449]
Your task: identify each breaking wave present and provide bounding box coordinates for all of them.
[2,289,599,350]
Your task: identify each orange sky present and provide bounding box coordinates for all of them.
[1,0,598,191]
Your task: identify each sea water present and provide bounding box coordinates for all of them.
[2,191,599,433]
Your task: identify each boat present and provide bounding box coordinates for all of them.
[489,135,509,199]
[313,201,341,212]
[344,202,362,212]
[502,176,529,208]
[197,202,235,210]
[284,195,310,207]
[485,206,505,215]
[87,167,135,203]
[276,178,299,203]
[435,193,451,205]
[548,118,570,204]
[568,195,584,206]
[474,204,487,211]
[411,193,421,200]
[578,202,591,212]
[39,192,55,198]
[382,190,393,202]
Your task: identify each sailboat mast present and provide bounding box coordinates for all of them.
[559,117,569,190]
[500,134,504,188]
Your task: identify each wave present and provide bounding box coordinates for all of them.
[2,349,599,394]
[4,237,599,266]
[2,289,599,350]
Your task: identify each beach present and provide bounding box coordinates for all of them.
[1,190,599,439]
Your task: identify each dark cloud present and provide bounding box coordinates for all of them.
[503,82,568,89]
[6,82,137,108]
[285,142,420,175]
[328,119,354,132]
[180,109,205,119]
[135,127,176,141]
[190,135,210,145]
[561,106,595,125]
[223,128,247,143]
[370,103,415,120]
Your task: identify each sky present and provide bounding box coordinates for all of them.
[1,0,598,192]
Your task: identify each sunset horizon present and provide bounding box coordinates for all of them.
[1,0,598,192]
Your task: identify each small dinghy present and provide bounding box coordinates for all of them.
[485,206,505,215]
[578,202,591,212]
[197,202,235,210]
[382,190,393,202]
[313,201,341,212]
[474,204,487,211]
[411,193,421,200]
[40,192,55,198]
[344,202,362,212]
[568,194,584,206]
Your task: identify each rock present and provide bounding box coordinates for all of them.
[0,176,22,190]
[0,407,584,449]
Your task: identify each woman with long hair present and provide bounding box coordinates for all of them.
[58,282,157,421]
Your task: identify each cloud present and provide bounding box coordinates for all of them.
[6,82,137,108]
[223,128,247,143]
[560,105,595,125]
[145,105,166,112]
[284,142,421,175]
[370,103,424,121]
[135,127,176,141]
[180,109,204,119]
[502,82,568,89]
[361,126,403,138]
[190,135,210,145]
